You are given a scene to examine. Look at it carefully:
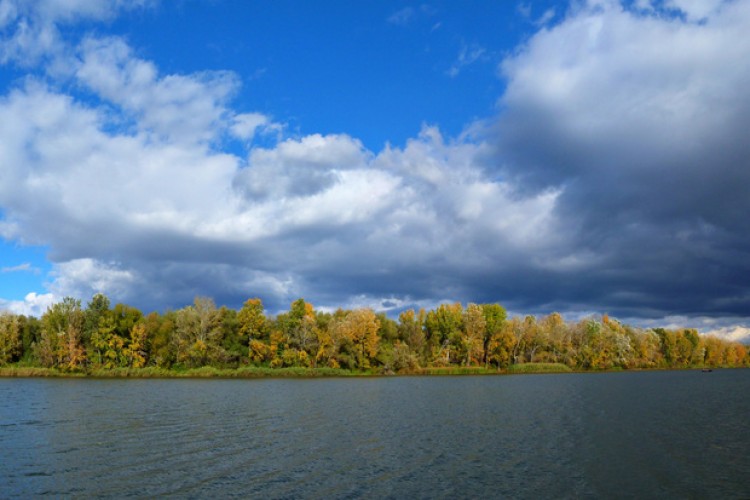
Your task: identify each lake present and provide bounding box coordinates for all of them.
[1,370,749,498]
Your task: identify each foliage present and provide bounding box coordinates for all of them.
[1,294,747,376]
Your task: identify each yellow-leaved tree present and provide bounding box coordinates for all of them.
[0,312,21,365]
[331,308,380,370]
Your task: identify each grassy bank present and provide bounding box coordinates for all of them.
[2,362,735,379]
[407,366,501,376]
[506,363,573,374]
[0,365,367,379]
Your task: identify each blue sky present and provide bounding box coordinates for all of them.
[106,1,546,149]
[1,0,750,342]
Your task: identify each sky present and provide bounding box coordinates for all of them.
[1,0,749,342]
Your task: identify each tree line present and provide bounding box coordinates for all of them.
[0,294,748,372]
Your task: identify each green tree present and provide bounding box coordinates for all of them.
[238,298,267,340]
[459,304,486,366]
[481,304,507,365]
[112,303,143,340]
[173,297,226,367]
[282,299,319,364]
[124,322,148,368]
[398,309,426,364]
[145,311,176,368]
[84,293,111,346]
[0,312,22,364]
[88,313,118,368]
[425,303,463,365]
[38,297,86,370]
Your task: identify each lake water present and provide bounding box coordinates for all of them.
[1,370,749,498]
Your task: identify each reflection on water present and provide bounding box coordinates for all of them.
[1,370,749,498]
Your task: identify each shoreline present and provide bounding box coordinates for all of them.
[0,363,735,379]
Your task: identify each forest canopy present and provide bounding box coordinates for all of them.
[0,294,747,373]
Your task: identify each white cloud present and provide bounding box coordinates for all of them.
[387,7,414,25]
[231,112,272,141]
[447,43,487,77]
[1,262,32,273]
[0,292,57,316]
[49,258,136,300]
[235,134,372,200]
[704,325,750,344]
[1,31,563,311]
[0,0,154,65]
[665,0,726,21]
[535,8,556,26]
[517,3,532,18]
[633,0,654,11]
[76,37,241,144]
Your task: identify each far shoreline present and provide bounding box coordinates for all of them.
[0,363,739,380]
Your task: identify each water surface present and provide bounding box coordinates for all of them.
[1,370,748,498]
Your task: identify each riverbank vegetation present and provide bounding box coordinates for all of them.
[1,294,748,377]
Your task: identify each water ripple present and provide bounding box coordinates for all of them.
[1,372,749,498]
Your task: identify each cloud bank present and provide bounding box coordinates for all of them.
[1,0,749,343]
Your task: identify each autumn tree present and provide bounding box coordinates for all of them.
[425,303,463,365]
[0,312,22,364]
[88,313,119,368]
[17,315,41,363]
[112,303,143,340]
[536,313,570,364]
[173,297,226,367]
[238,298,268,340]
[458,304,486,366]
[398,309,427,364]
[236,298,268,364]
[481,304,507,366]
[316,309,348,368]
[216,306,242,364]
[38,297,86,370]
[276,299,319,366]
[84,293,111,346]
[328,308,381,369]
[143,311,176,368]
[124,322,148,368]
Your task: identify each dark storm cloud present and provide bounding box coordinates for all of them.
[484,0,750,319]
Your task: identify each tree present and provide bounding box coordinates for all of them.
[144,311,176,368]
[18,315,42,363]
[481,304,507,365]
[84,293,111,346]
[537,312,570,364]
[38,297,86,370]
[459,304,486,366]
[173,297,226,367]
[328,308,381,369]
[0,313,22,364]
[124,323,148,368]
[425,303,463,365]
[88,313,118,368]
[282,299,319,364]
[238,298,267,340]
[112,303,143,340]
[654,328,677,366]
[398,309,426,364]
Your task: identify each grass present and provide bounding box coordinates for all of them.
[506,362,573,374]
[9,361,736,379]
[408,366,501,376]
[0,366,87,378]
[0,365,366,379]
[87,365,364,379]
